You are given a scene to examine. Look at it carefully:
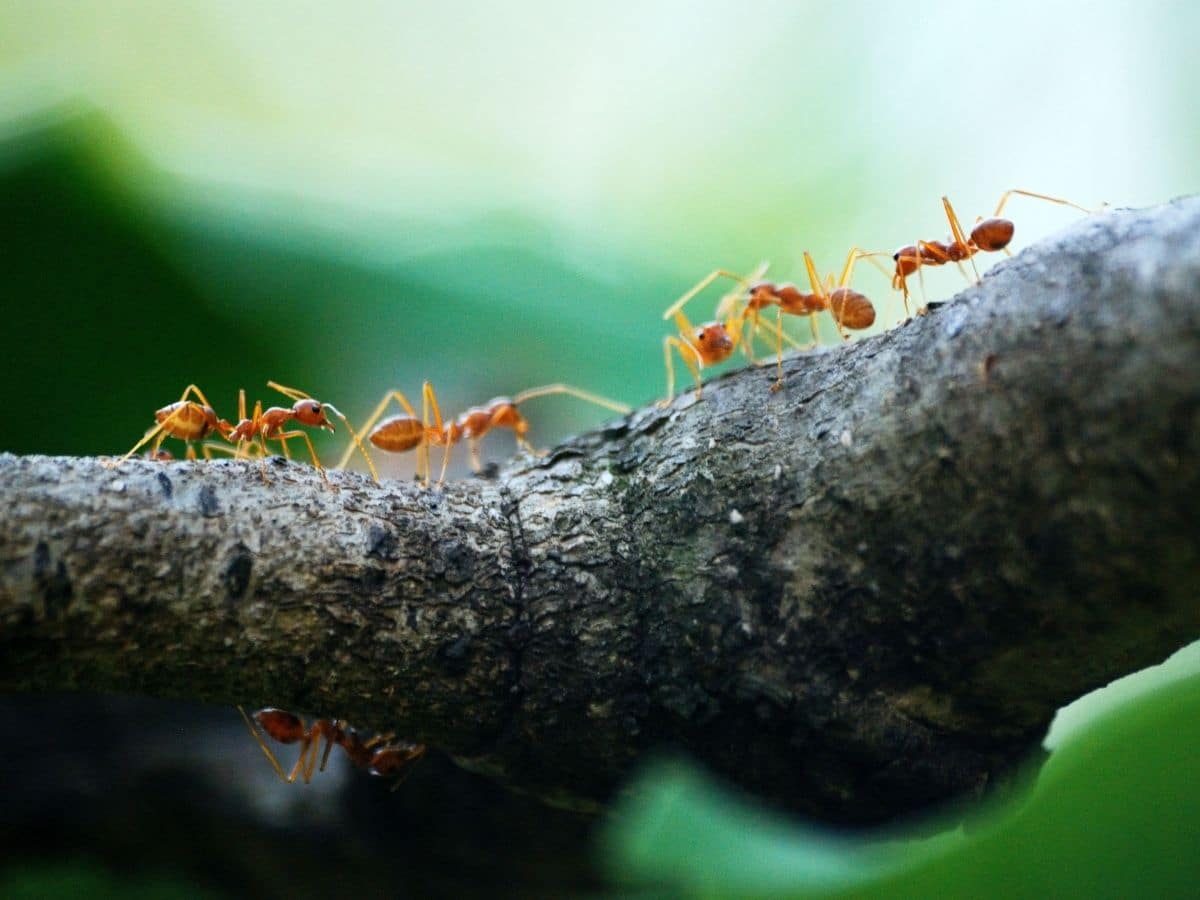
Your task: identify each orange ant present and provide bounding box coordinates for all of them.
[108,384,234,467]
[237,706,426,790]
[226,381,376,484]
[336,382,631,485]
[660,262,809,400]
[891,189,1095,312]
[662,251,877,397]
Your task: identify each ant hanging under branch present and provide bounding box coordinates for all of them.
[238,706,426,790]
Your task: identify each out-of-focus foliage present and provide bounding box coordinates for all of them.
[0,860,221,900]
[601,675,1200,899]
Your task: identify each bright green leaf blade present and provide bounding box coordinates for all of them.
[601,675,1200,899]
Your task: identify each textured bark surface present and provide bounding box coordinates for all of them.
[2,198,1199,824]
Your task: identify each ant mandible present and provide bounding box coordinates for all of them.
[108,384,233,467]
[238,707,426,789]
[226,381,376,484]
[336,382,630,485]
[891,189,1095,312]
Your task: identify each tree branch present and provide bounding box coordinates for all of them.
[2,198,1199,823]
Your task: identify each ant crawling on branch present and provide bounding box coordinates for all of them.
[108,383,234,466]
[660,262,815,400]
[226,381,376,484]
[890,189,1096,313]
[238,706,426,790]
[337,382,630,485]
[662,251,878,397]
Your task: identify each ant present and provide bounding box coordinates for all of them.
[660,262,808,400]
[662,251,877,397]
[226,381,376,484]
[108,384,234,467]
[891,189,1094,312]
[238,706,426,790]
[336,382,631,485]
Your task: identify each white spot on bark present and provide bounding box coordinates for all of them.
[839,430,853,447]
[729,509,744,524]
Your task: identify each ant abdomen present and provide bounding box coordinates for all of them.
[829,288,876,330]
[254,708,307,743]
[971,217,1016,252]
[154,401,219,442]
[369,415,425,452]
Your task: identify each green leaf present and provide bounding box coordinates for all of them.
[601,675,1200,899]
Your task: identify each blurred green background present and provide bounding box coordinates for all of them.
[3,0,1197,474]
[1,1,1198,897]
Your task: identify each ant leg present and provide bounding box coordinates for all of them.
[510,384,632,415]
[272,430,331,485]
[237,706,291,783]
[320,404,379,483]
[660,336,703,406]
[942,197,982,283]
[855,250,906,320]
[201,441,242,461]
[256,431,272,484]
[713,260,769,321]
[422,382,448,486]
[802,252,846,341]
[265,381,310,402]
[662,269,750,321]
[335,390,420,471]
[109,397,199,467]
[994,188,1094,218]
[387,746,427,791]
[289,734,315,784]
[766,306,784,391]
[302,724,334,782]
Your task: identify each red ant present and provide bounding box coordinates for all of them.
[662,251,877,396]
[660,262,812,400]
[108,384,234,466]
[238,707,426,790]
[891,189,1094,312]
[226,381,376,484]
[336,382,630,485]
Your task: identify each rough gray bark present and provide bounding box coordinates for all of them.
[2,198,1198,824]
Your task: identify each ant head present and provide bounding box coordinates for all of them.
[892,246,921,276]
[490,401,528,436]
[292,399,335,432]
[693,322,735,364]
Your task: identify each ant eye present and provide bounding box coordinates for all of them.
[697,332,705,341]
[892,252,900,261]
